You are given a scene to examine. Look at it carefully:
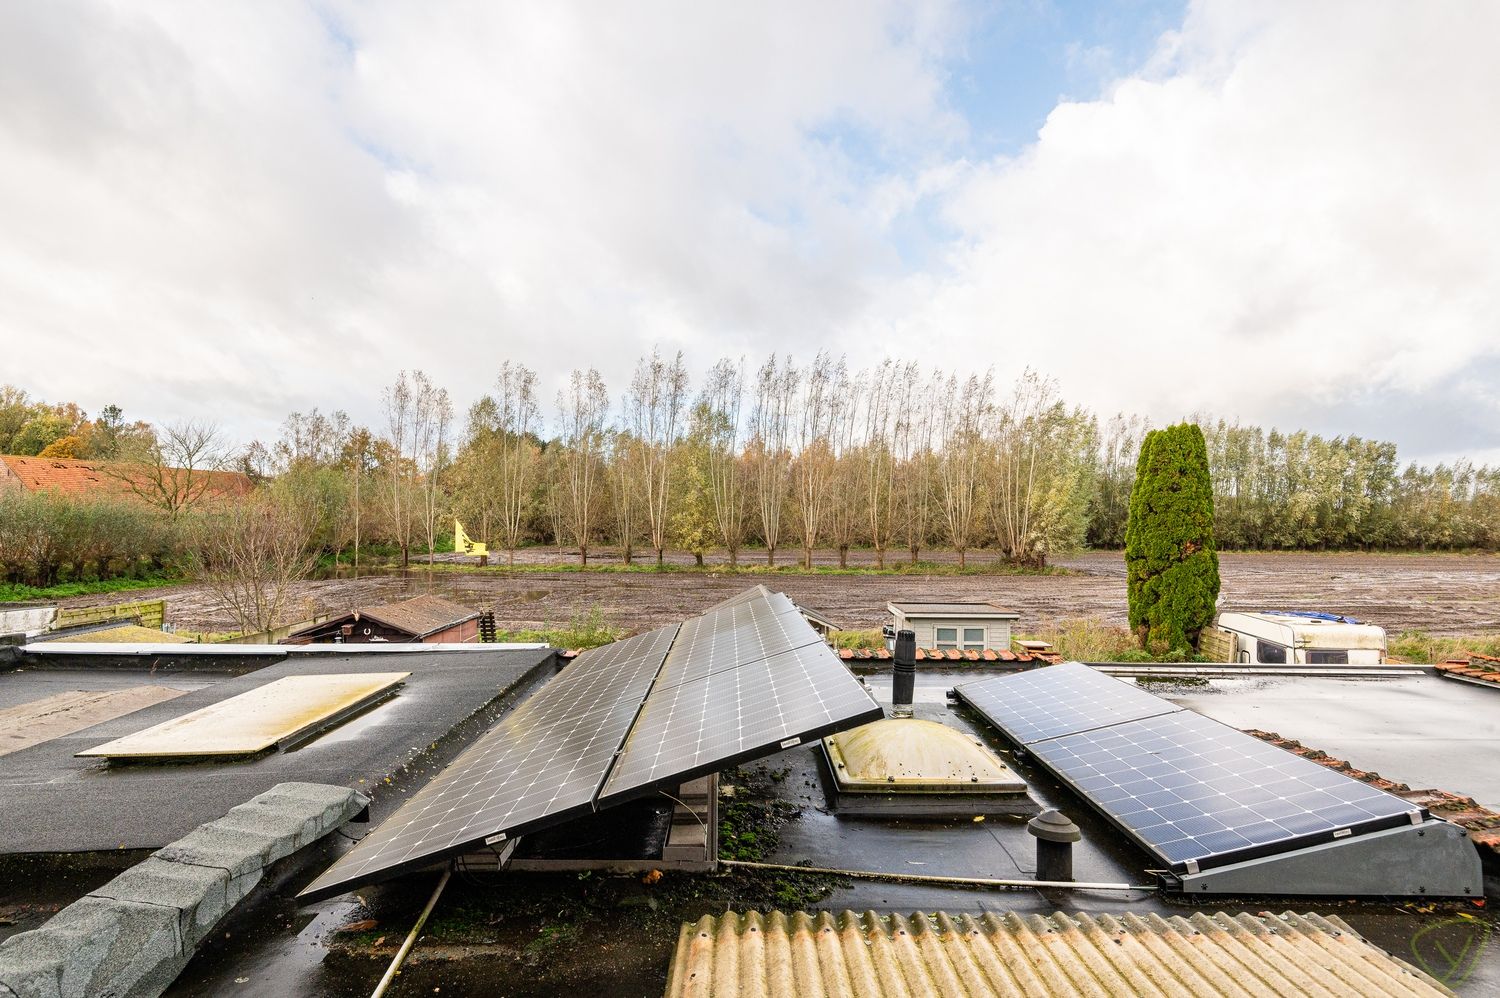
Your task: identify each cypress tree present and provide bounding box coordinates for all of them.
[1125,423,1220,651]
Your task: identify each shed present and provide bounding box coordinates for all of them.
[887,601,1019,652]
[282,595,481,645]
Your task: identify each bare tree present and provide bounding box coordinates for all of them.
[610,427,641,563]
[113,420,228,520]
[936,371,994,568]
[699,358,747,564]
[417,379,453,566]
[381,373,419,567]
[557,368,610,565]
[861,361,902,567]
[625,349,690,565]
[494,362,541,564]
[790,353,841,567]
[747,355,798,566]
[894,369,938,563]
[194,495,314,635]
[824,374,864,568]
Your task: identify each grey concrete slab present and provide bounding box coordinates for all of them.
[0,648,553,853]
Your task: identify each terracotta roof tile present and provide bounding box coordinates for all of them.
[0,455,253,503]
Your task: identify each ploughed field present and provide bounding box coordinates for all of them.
[57,549,1500,636]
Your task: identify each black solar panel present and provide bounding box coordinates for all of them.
[598,640,882,804]
[662,593,819,688]
[299,623,679,900]
[955,665,1427,874]
[1027,710,1425,872]
[301,587,879,901]
[954,662,1182,745]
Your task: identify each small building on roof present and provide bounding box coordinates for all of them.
[282,594,482,645]
[887,600,1019,653]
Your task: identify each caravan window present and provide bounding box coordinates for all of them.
[1308,649,1349,665]
[1257,641,1287,664]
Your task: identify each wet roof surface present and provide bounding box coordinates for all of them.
[5,661,1497,996]
[0,647,552,852]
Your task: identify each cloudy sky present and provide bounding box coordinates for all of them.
[1,0,1496,463]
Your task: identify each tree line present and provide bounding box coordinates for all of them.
[5,356,1500,599]
[235,355,1500,567]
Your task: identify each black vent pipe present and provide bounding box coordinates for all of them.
[892,628,916,718]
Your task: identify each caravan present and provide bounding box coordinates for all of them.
[1210,611,1386,665]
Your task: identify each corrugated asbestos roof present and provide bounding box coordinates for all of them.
[666,910,1455,998]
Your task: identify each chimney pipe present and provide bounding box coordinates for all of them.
[892,628,916,718]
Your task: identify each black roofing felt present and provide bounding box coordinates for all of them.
[0,648,553,853]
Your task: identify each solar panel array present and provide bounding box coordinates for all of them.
[299,624,680,898]
[600,641,882,803]
[954,662,1182,745]
[955,666,1425,874]
[301,588,878,901]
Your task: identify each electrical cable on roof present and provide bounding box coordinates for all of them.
[719,859,1155,892]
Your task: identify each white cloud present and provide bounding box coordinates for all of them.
[874,1,1500,459]
[0,1,1496,462]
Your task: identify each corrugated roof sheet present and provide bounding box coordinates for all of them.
[360,594,479,637]
[666,910,1454,997]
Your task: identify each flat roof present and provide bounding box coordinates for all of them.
[0,647,552,853]
[76,672,410,759]
[888,600,1019,618]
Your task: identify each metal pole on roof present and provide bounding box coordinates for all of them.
[369,867,451,998]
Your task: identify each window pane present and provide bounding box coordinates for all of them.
[1307,649,1348,665]
[936,627,958,642]
[1257,642,1287,664]
[963,628,985,643]
[936,643,957,651]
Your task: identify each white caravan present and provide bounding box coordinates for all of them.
[1213,611,1386,666]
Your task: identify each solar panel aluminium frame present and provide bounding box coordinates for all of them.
[954,664,1427,875]
[298,624,680,901]
[301,588,880,901]
[597,638,883,806]
[1022,710,1426,874]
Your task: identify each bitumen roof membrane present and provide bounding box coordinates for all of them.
[0,647,553,853]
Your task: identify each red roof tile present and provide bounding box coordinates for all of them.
[0,455,253,503]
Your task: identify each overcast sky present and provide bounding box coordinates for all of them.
[1,1,1496,464]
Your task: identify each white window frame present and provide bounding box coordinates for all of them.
[935,626,958,650]
[961,626,986,650]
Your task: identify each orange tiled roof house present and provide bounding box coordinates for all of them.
[0,455,253,508]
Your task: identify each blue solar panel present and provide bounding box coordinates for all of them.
[953,662,1182,745]
[1027,710,1424,871]
[955,664,1426,873]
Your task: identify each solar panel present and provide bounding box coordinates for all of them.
[1026,710,1425,872]
[954,662,1183,745]
[661,593,820,688]
[299,623,679,899]
[598,640,882,804]
[301,587,878,901]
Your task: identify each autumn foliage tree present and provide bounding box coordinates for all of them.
[1125,423,1221,651]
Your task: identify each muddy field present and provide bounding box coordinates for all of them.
[57,549,1500,636]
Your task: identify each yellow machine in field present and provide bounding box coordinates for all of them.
[454,519,488,557]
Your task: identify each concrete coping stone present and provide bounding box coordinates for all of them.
[0,782,368,998]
